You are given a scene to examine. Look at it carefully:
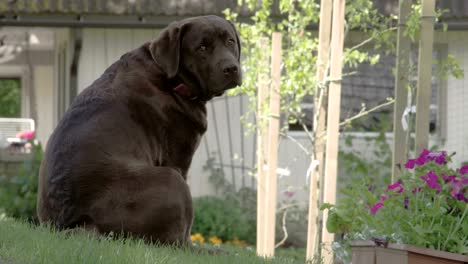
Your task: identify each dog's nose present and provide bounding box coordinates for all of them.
[223,64,238,76]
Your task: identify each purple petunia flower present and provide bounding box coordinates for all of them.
[427,151,447,165]
[451,192,468,202]
[460,165,468,175]
[443,174,457,182]
[448,177,467,201]
[461,176,468,185]
[404,196,409,209]
[416,149,431,165]
[420,171,441,193]
[371,202,383,215]
[405,149,447,169]
[405,159,416,169]
[370,195,387,215]
[412,187,422,193]
[283,190,295,198]
[387,181,404,193]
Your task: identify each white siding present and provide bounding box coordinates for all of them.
[77,28,160,93]
[438,31,468,167]
[189,95,257,197]
[34,66,54,146]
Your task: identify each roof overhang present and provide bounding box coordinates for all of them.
[0,14,255,28]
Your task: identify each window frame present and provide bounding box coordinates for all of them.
[0,65,31,118]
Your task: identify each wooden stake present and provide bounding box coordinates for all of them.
[307,0,333,261]
[392,0,412,182]
[321,0,346,262]
[256,37,269,256]
[262,32,282,257]
[415,0,435,153]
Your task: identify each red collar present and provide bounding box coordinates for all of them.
[174,83,198,100]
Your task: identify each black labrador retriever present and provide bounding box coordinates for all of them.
[37,15,242,245]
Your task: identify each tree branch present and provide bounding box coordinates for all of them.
[281,132,311,155]
[339,99,395,127]
[348,27,397,52]
[275,208,289,248]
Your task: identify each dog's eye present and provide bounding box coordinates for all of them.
[228,39,235,45]
[198,45,207,52]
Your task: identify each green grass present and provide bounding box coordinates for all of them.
[0,218,307,264]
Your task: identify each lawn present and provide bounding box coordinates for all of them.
[0,217,307,264]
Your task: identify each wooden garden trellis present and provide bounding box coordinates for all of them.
[392,0,436,179]
[414,0,436,153]
[306,0,333,261]
[392,0,411,181]
[255,0,436,261]
[256,33,282,257]
[321,0,346,262]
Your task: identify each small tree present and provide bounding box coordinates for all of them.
[224,0,463,256]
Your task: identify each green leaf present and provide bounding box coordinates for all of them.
[320,203,334,211]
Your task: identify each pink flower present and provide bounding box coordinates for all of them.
[412,187,422,193]
[387,181,404,193]
[420,171,441,193]
[370,195,387,215]
[371,202,384,215]
[404,196,409,209]
[447,177,468,202]
[451,192,468,202]
[459,165,468,175]
[405,159,416,169]
[427,151,446,165]
[283,191,295,198]
[16,130,35,140]
[443,174,456,182]
[461,176,468,185]
[416,149,431,165]
[405,149,447,169]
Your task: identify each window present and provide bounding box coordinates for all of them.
[0,78,21,117]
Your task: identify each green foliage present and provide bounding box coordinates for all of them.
[323,150,468,261]
[405,1,449,41]
[193,154,256,244]
[225,0,461,138]
[224,0,397,134]
[192,195,256,244]
[338,114,393,193]
[0,142,42,223]
[435,54,465,80]
[0,79,21,117]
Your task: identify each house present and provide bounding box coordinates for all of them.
[1,0,468,200]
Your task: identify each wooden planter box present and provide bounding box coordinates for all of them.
[351,241,468,264]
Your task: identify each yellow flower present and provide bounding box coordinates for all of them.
[208,236,223,245]
[227,236,247,247]
[190,233,205,244]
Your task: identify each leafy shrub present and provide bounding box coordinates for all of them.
[192,194,256,245]
[0,142,42,223]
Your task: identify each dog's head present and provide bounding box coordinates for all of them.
[149,15,242,101]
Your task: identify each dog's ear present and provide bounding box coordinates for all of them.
[227,20,241,61]
[149,21,186,78]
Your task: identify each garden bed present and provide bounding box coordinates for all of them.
[352,241,468,264]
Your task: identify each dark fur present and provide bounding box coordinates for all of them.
[37,15,241,245]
